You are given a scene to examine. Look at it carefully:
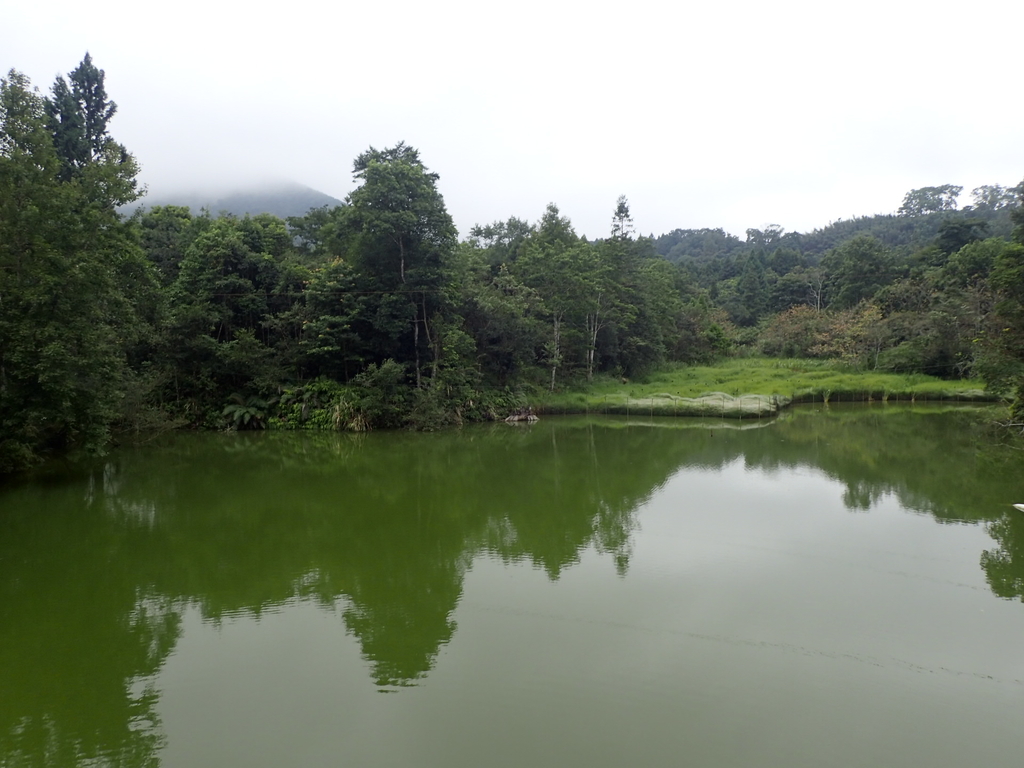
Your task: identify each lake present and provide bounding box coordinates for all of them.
[2,405,1024,767]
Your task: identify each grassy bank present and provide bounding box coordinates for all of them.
[533,358,996,418]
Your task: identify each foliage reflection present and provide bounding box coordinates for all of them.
[1,407,1023,765]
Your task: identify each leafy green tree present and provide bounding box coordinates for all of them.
[745,224,785,250]
[159,216,295,413]
[344,142,459,388]
[460,255,544,386]
[352,359,410,429]
[287,204,350,260]
[970,185,1016,211]
[766,246,804,275]
[935,217,988,256]
[468,216,534,269]
[980,241,1024,420]
[821,235,900,309]
[942,238,1004,290]
[768,266,821,312]
[297,256,362,381]
[1,68,149,470]
[237,212,292,260]
[971,185,1024,413]
[137,205,200,285]
[673,291,732,363]
[514,205,591,389]
[594,200,684,376]
[517,242,593,389]
[897,185,962,217]
[622,256,687,372]
[734,256,769,326]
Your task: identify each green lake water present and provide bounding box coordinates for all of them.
[2,405,1024,767]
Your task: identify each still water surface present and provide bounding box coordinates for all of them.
[2,405,1024,767]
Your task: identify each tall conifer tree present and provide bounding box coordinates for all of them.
[44,52,119,181]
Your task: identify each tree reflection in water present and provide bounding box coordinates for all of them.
[2,406,1023,764]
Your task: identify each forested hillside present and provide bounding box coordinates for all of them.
[3,57,1024,473]
[655,189,1016,264]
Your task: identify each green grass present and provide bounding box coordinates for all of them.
[533,358,996,418]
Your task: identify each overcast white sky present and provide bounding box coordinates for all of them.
[4,0,1023,240]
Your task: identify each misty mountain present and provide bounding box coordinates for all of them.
[133,182,344,219]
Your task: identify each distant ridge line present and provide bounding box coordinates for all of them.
[131,182,344,220]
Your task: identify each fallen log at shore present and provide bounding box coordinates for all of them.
[505,407,539,423]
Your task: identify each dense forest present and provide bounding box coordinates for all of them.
[2,57,1024,473]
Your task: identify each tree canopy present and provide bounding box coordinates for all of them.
[4,55,1024,473]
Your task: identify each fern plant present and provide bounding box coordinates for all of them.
[222,394,275,430]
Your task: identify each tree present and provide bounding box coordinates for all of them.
[137,205,199,285]
[935,217,988,256]
[897,185,962,217]
[758,305,831,357]
[942,238,1004,290]
[581,245,614,381]
[514,205,592,389]
[610,195,634,240]
[159,216,291,410]
[811,303,888,369]
[460,255,544,386]
[1,68,149,470]
[344,142,459,388]
[745,224,785,250]
[297,257,362,381]
[44,76,83,181]
[734,256,768,326]
[970,185,1015,211]
[287,204,350,260]
[980,239,1024,421]
[622,256,686,373]
[766,246,804,275]
[821,236,899,309]
[769,266,823,313]
[44,53,119,181]
[468,216,534,269]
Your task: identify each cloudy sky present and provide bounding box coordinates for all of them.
[4,0,1022,240]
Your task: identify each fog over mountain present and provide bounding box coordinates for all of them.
[133,182,344,220]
